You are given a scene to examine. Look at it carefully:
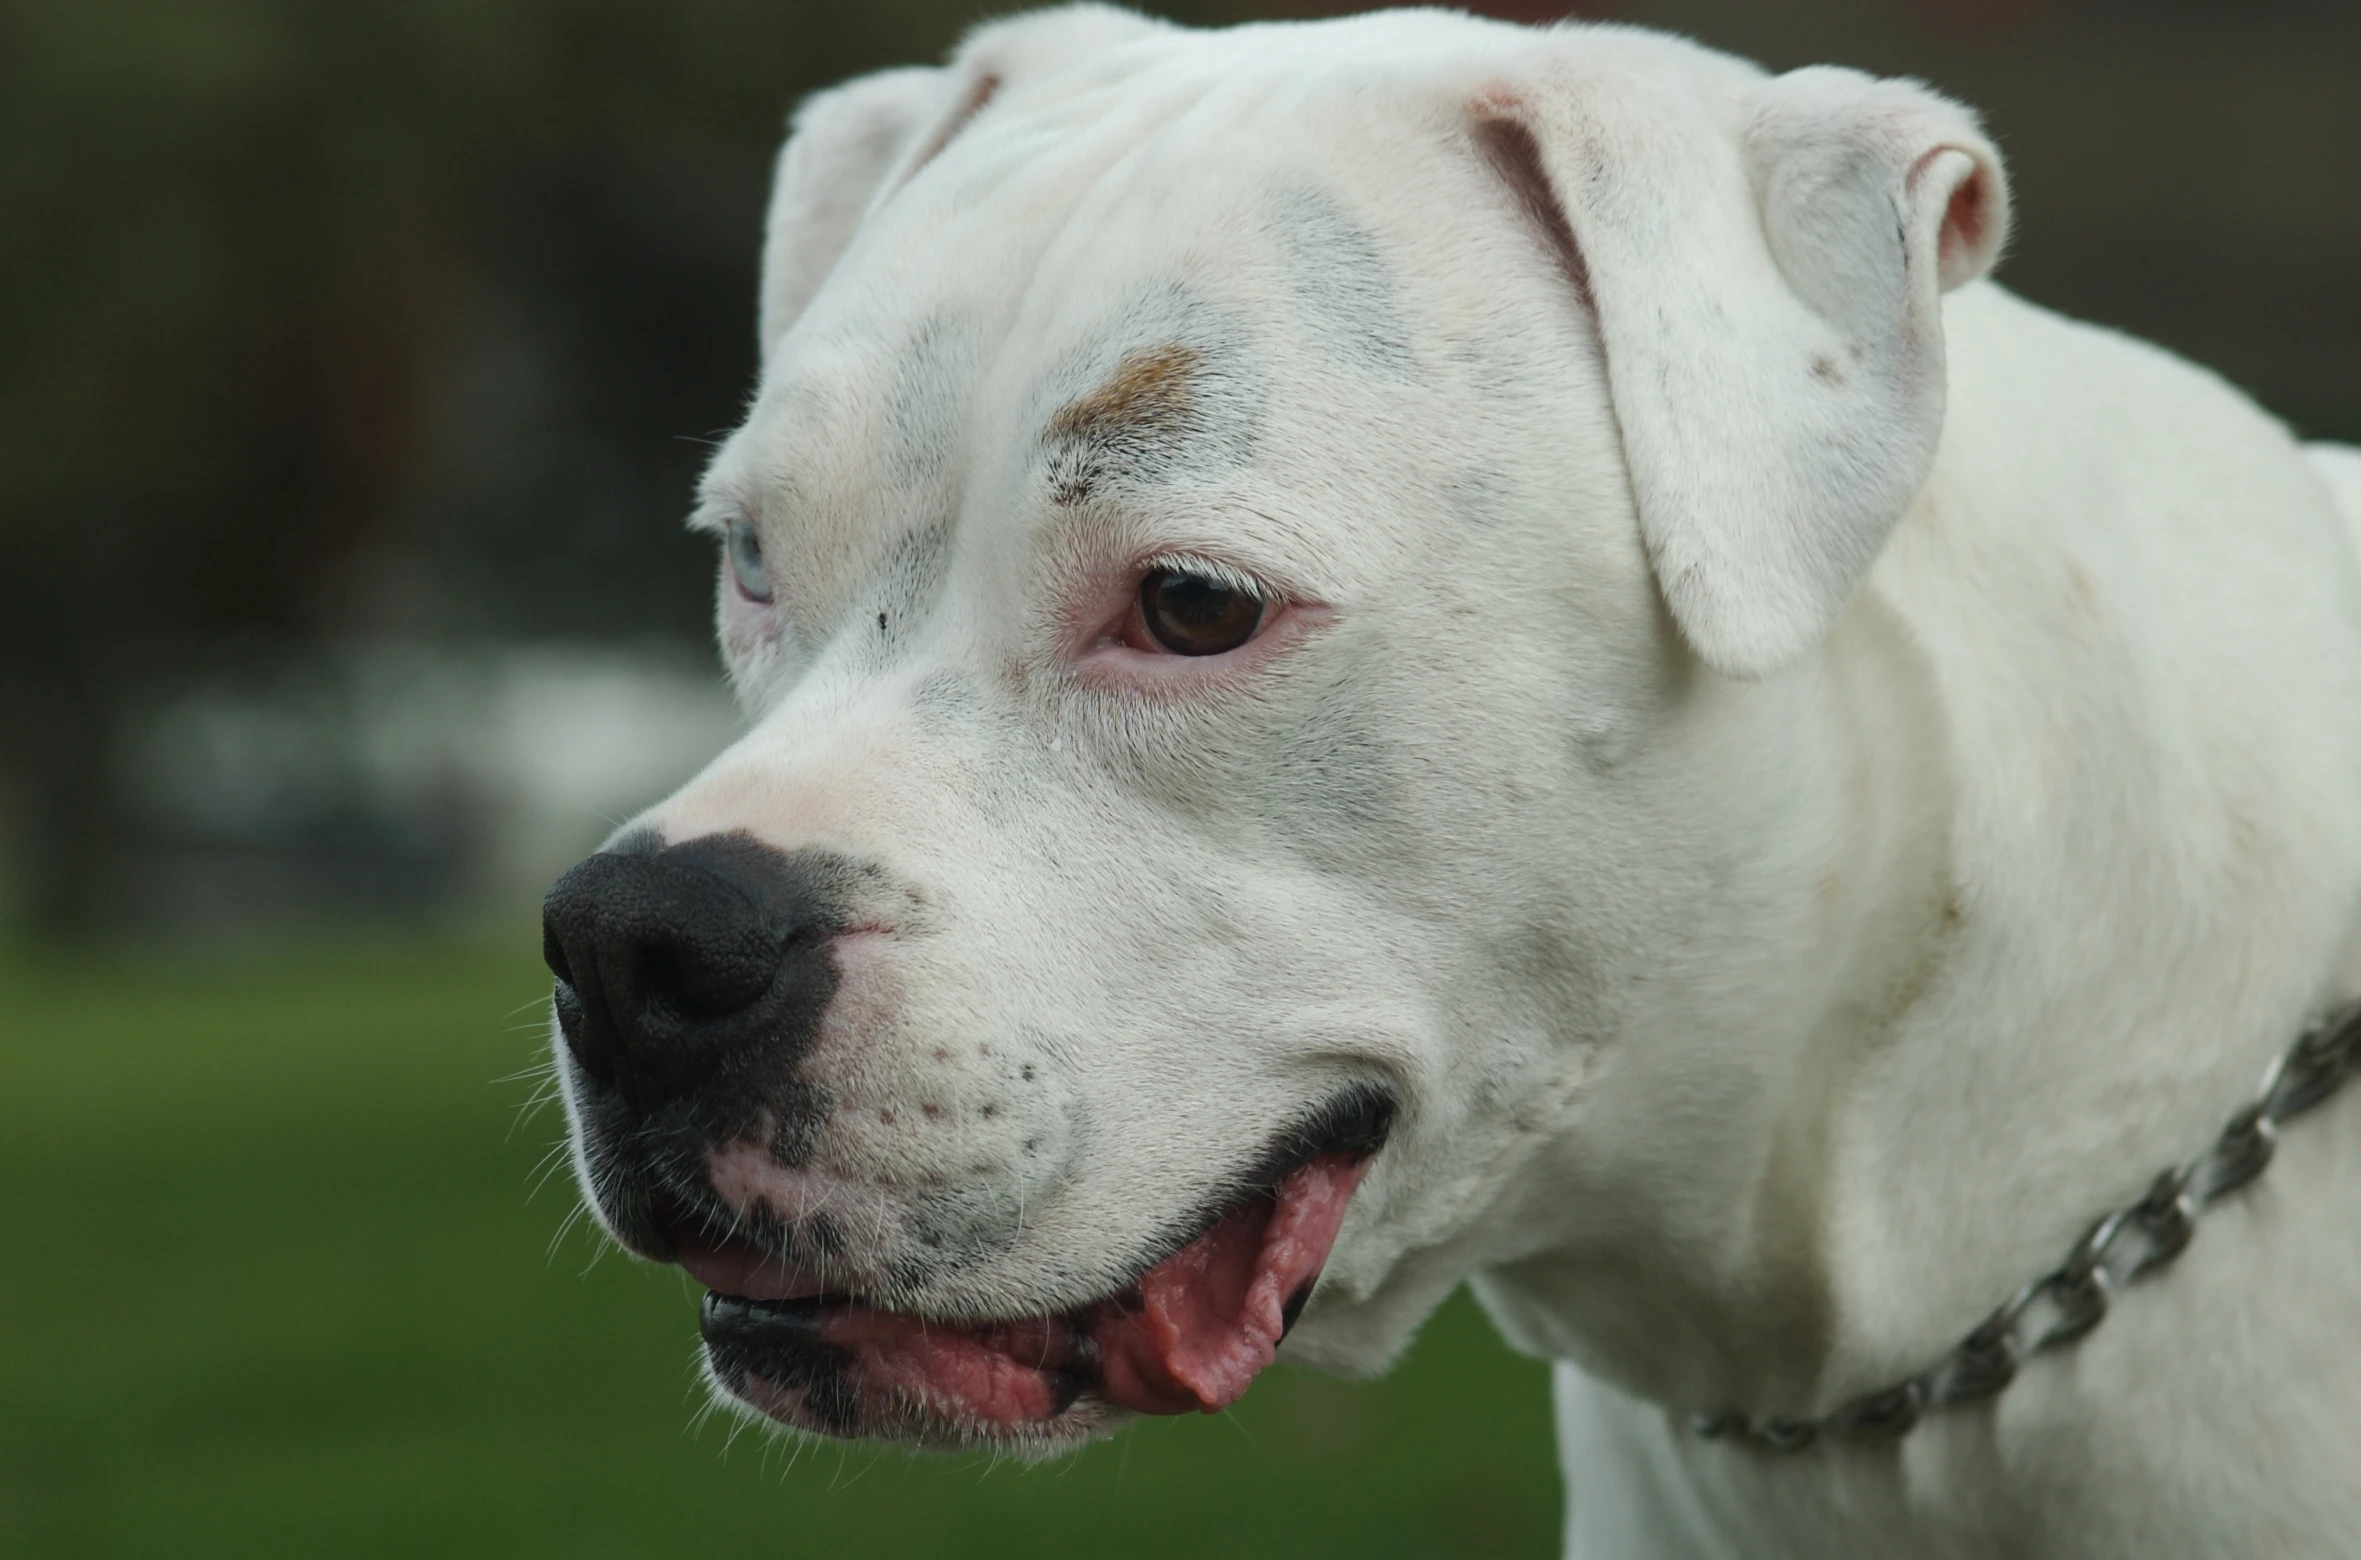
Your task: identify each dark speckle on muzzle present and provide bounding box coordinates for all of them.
[541,831,850,1130]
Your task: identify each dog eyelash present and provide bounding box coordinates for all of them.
[1137,552,1277,601]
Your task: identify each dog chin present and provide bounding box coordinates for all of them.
[690,1149,1380,1448]
[715,1340,1131,1455]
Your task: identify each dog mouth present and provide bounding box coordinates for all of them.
[678,1093,1392,1447]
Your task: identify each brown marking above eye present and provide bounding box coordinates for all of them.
[1043,342,1206,505]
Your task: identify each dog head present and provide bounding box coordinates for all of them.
[542,5,2006,1450]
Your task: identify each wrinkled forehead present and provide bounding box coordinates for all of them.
[699,58,1460,579]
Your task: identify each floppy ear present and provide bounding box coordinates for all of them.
[759,6,1171,362]
[1490,61,2008,677]
[759,68,957,361]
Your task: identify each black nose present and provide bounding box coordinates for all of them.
[541,832,846,1110]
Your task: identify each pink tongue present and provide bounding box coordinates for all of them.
[1091,1153,1372,1416]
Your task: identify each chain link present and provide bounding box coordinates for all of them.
[1694,999,2361,1451]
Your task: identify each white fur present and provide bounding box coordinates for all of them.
[577,7,2361,1552]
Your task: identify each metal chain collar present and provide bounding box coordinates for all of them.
[1694,999,2361,1452]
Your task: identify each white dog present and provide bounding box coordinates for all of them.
[539,8,2361,1555]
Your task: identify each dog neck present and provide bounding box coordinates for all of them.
[1470,290,2361,1425]
[1468,579,1963,1415]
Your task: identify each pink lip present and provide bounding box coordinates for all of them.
[673,1233,834,1301]
[697,1152,1377,1438]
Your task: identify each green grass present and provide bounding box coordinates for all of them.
[0,933,1559,1558]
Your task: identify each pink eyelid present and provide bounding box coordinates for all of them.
[1071,569,1331,688]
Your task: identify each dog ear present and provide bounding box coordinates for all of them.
[759,68,956,361]
[1486,61,2008,677]
[759,6,1171,362]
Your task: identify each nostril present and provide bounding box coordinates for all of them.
[541,920,575,988]
[549,978,611,1084]
[635,945,686,1010]
[541,903,616,1086]
[631,942,755,1024]
[543,868,635,1088]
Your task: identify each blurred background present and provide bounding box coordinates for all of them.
[2,0,2355,1554]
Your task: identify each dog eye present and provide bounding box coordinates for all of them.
[725,519,772,604]
[1138,569,1264,656]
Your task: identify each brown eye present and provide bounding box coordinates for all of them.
[1139,569,1264,656]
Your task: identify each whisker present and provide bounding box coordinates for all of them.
[526,1139,577,1197]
